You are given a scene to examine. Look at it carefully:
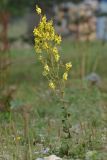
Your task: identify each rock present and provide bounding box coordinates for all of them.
[44,155,62,160]
[54,1,98,40]
[41,147,50,154]
[36,155,62,160]
[85,150,97,160]
[11,40,31,50]
[84,0,98,11]
[88,32,96,41]
[85,72,101,86]
[55,19,69,36]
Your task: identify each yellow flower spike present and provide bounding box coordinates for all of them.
[36,5,41,15]
[44,64,50,72]
[63,72,68,81]
[33,5,72,87]
[66,62,72,71]
[49,81,55,90]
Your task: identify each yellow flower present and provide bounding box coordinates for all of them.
[43,42,49,50]
[49,81,55,90]
[54,54,60,62]
[44,64,50,72]
[14,136,21,141]
[35,46,42,53]
[54,35,62,44]
[42,16,47,23]
[63,72,68,81]
[33,28,39,36]
[36,5,41,14]
[66,62,72,71]
[17,136,21,140]
[52,47,58,54]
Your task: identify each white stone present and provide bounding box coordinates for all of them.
[44,155,62,160]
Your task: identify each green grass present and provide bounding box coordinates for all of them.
[0,41,107,159]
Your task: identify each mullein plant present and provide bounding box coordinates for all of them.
[33,6,72,156]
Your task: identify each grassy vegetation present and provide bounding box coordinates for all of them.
[0,41,107,159]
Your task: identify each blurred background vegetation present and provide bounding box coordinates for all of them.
[0,0,107,160]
